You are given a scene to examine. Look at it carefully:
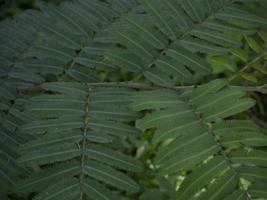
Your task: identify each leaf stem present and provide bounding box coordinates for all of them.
[208,128,252,200]
[79,86,92,200]
[86,82,267,94]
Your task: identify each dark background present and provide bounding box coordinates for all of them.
[0,0,63,20]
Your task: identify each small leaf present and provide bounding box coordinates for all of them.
[240,72,258,83]
[230,48,248,62]
[259,31,267,44]
[245,36,263,53]
[208,56,237,73]
[251,63,267,75]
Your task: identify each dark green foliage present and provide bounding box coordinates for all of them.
[132,79,267,199]
[0,0,267,200]
[18,83,143,199]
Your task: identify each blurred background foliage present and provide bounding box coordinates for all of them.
[0,0,64,20]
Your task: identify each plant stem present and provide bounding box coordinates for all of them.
[79,86,92,200]
[86,82,267,94]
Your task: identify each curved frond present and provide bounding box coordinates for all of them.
[22,0,141,82]
[0,10,44,195]
[0,0,267,199]
[108,0,267,86]
[131,79,267,199]
[18,83,143,199]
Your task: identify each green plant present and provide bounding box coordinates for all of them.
[1,0,267,199]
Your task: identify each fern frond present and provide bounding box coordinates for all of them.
[0,10,45,195]
[131,79,267,199]
[21,0,141,82]
[18,83,143,199]
[0,98,34,194]
[1,0,267,199]
[108,0,267,86]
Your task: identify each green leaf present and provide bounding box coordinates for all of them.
[177,157,228,200]
[250,183,267,199]
[19,144,81,166]
[250,63,267,75]
[208,55,237,73]
[41,82,87,97]
[239,166,267,183]
[18,161,80,192]
[239,72,258,83]
[230,48,248,62]
[231,149,267,167]
[142,0,176,40]
[86,145,144,172]
[245,36,263,53]
[84,161,140,193]
[259,31,267,44]
[34,178,80,200]
[198,171,238,200]
[83,179,118,200]
[144,67,175,87]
